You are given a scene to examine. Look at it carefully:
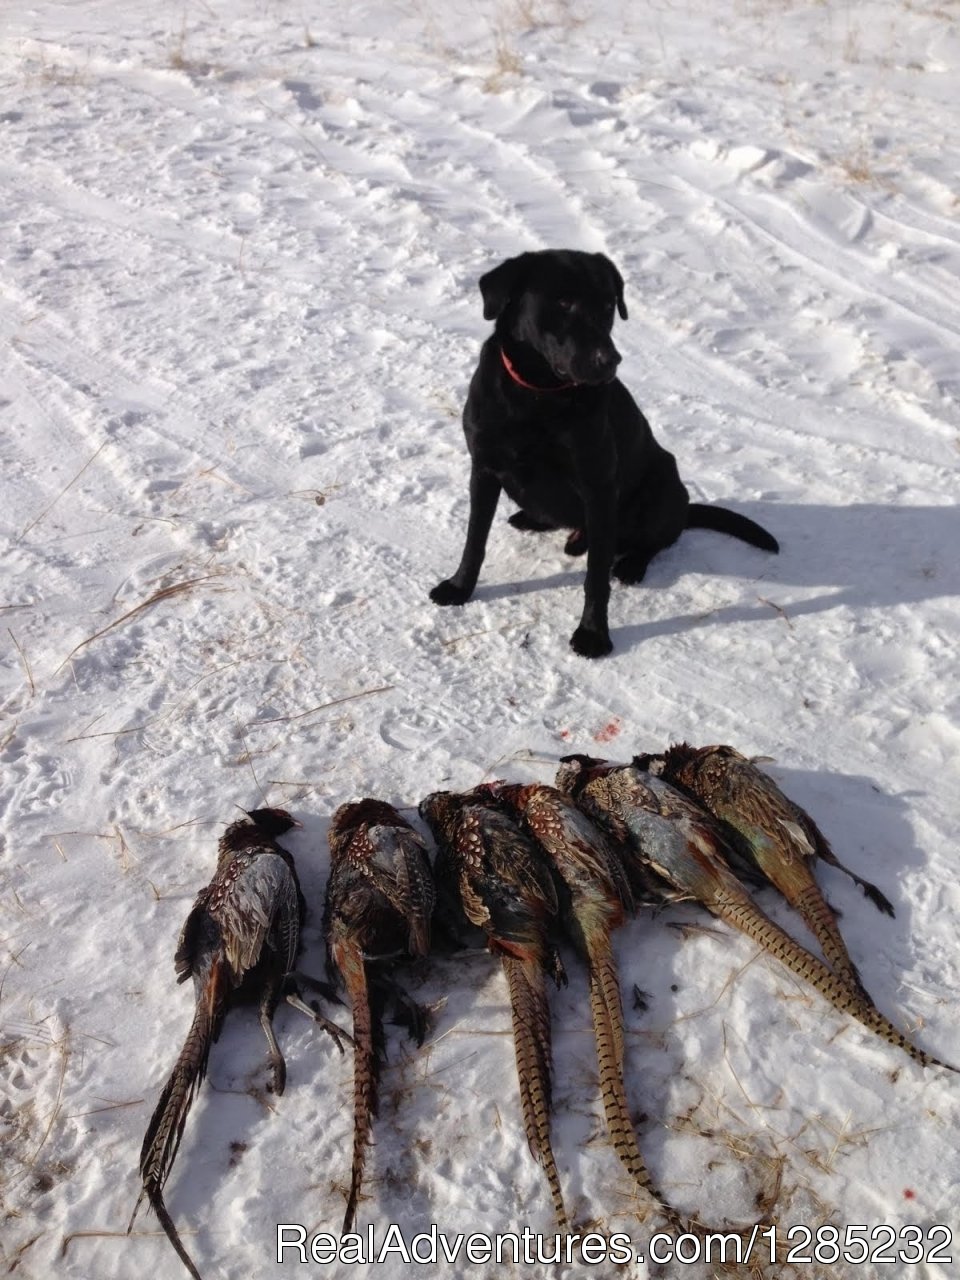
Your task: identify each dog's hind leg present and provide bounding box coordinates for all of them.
[509,510,559,533]
[612,549,655,584]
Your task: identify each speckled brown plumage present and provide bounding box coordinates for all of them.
[642,743,893,1003]
[325,798,435,1233]
[485,780,693,1230]
[131,808,346,1280]
[558,757,955,1073]
[419,788,569,1232]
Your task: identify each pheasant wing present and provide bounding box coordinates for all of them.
[211,852,300,980]
[363,823,436,956]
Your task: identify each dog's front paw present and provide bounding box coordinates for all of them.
[570,625,613,658]
[430,579,472,607]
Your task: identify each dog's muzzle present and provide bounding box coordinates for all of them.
[566,344,621,386]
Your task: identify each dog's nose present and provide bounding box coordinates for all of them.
[592,347,621,380]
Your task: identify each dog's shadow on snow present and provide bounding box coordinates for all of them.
[474,501,957,643]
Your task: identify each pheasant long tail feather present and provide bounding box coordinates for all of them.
[131,959,227,1279]
[136,960,226,1202]
[502,955,568,1232]
[793,881,870,1002]
[716,893,956,1072]
[338,937,379,1234]
[141,1184,204,1280]
[585,927,626,1070]
[585,954,683,1230]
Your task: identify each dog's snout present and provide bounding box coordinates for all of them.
[592,346,621,379]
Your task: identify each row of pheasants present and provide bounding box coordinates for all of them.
[131,743,954,1279]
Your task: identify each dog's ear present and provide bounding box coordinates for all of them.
[478,254,530,321]
[594,253,628,320]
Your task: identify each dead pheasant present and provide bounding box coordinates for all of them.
[131,809,348,1280]
[639,743,893,1001]
[324,799,435,1233]
[419,789,569,1231]
[557,757,954,1073]
[482,779,695,1229]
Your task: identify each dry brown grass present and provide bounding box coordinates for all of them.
[55,569,231,675]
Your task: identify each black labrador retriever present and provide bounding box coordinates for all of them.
[430,249,778,657]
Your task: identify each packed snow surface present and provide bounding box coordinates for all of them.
[2,2,959,1277]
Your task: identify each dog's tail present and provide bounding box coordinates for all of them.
[686,503,779,553]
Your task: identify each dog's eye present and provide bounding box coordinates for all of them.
[557,299,574,312]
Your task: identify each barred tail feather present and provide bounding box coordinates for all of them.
[337,937,379,1234]
[584,939,684,1231]
[142,1185,204,1280]
[588,973,657,1204]
[717,894,956,1071]
[793,882,869,1001]
[502,955,567,1232]
[585,929,625,1071]
[137,962,224,1197]
[131,960,226,1279]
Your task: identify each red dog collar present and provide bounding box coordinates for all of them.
[500,346,578,392]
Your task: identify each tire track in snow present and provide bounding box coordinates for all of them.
[673,163,960,348]
[323,75,606,253]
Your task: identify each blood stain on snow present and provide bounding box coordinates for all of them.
[593,718,622,744]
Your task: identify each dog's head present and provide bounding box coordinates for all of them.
[478,249,627,386]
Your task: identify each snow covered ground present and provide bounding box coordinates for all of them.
[2,1,959,1276]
